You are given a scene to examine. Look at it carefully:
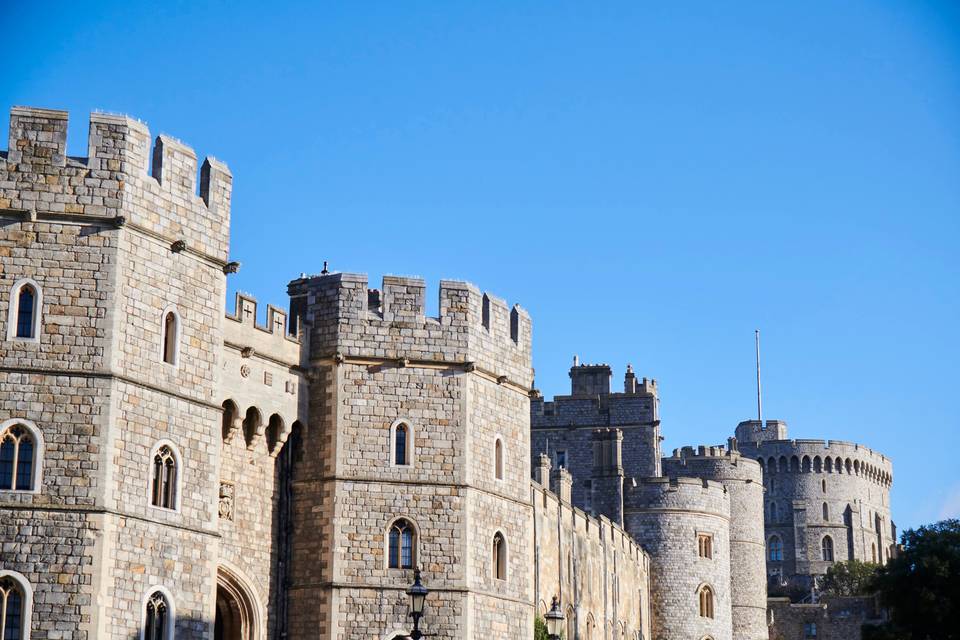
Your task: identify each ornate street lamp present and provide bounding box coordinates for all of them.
[406,567,429,639]
[545,596,565,640]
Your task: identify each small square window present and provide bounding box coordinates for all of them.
[697,533,713,559]
[555,450,567,469]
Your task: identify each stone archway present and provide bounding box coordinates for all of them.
[215,566,262,640]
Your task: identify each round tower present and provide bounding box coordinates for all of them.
[624,477,732,640]
[737,421,895,593]
[662,445,766,640]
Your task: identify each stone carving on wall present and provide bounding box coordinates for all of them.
[219,481,235,521]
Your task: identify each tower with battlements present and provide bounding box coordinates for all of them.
[735,420,895,593]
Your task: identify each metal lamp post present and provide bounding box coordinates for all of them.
[406,567,429,639]
[545,596,565,640]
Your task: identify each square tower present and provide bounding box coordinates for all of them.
[286,273,534,640]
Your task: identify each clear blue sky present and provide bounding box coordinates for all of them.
[5,1,958,532]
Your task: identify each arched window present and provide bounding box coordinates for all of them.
[821,536,834,562]
[6,279,42,342]
[391,420,413,467]
[493,532,507,580]
[0,575,26,640]
[769,501,778,523]
[698,585,714,618]
[494,437,504,480]
[871,543,877,563]
[144,590,171,640]
[825,457,833,473]
[768,536,783,562]
[822,502,829,521]
[822,479,827,493]
[0,423,36,492]
[161,308,179,366]
[388,519,416,569]
[151,444,178,510]
[395,423,408,466]
[565,607,575,640]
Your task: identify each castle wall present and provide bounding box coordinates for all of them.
[766,595,886,640]
[531,481,651,640]
[624,477,733,640]
[663,446,767,640]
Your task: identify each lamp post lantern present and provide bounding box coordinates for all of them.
[406,567,429,639]
[545,596,565,640]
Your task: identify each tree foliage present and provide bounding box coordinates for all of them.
[534,616,550,640]
[820,559,879,596]
[870,518,960,640]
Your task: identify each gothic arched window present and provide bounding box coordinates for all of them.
[7,279,42,342]
[0,423,37,492]
[822,502,829,521]
[151,445,178,510]
[768,536,783,562]
[0,576,25,639]
[821,536,835,562]
[388,519,416,569]
[144,590,170,640]
[698,585,714,618]
[493,532,507,580]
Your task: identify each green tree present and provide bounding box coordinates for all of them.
[870,518,960,640]
[820,559,879,596]
[534,616,551,640]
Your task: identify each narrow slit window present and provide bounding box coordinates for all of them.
[494,438,504,480]
[15,285,36,339]
[493,532,506,580]
[394,423,409,466]
[162,311,178,365]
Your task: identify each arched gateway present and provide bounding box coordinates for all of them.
[215,565,262,640]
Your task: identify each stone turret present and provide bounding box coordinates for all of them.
[663,444,767,640]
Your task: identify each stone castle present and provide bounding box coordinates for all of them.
[0,107,895,640]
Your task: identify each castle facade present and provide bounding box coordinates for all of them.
[0,107,893,640]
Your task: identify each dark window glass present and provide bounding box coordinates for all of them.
[14,437,32,491]
[388,520,415,569]
[162,312,177,364]
[145,592,168,640]
[151,446,177,509]
[1,577,24,640]
[0,438,13,490]
[395,424,407,465]
[15,286,35,339]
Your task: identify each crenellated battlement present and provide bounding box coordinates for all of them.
[287,272,533,388]
[741,437,893,487]
[663,442,763,484]
[1,106,232,261]
[224,292,302,367]
[625,475,730,516]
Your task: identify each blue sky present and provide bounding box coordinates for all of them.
[4,1,958,531]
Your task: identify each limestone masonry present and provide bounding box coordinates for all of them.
[0,107,895,640]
